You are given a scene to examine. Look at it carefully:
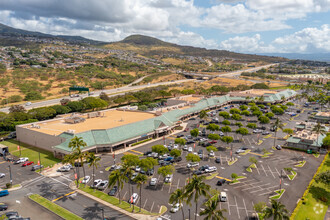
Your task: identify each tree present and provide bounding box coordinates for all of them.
[219,111,230,119]
[208,133,220,140]
[139,158,155,171]
[249,157,258,165]
[231,114,242,121]
[24,91,44,101]
[236,127,249,140]
[231,173,238,180]
[265,112,275,119]
[253,110,263,117]
[169,188,186,220]
[121,154,140,167]
[68,136,87,184]
[135,173,148,212]
[239,105,248,111]
[206,146,217,154]
[251,83,269,89]
[254,202,267,214]
[263,200,289,220]
[230,108,241,115]
[221,126,231,135]
[9,105,26,113]
[158,165,175,178]
[258,115,270,124]
[247,123,257,129]
[222,120,230,125]
[175,138,186,148]
[272,118,284,147]
[28,107,56,120]
[221,136,233,147]
[200,110,208,120]
[186,153,201,163]
[314,170,330,186]
[241,110,250,116]
[206,123,220,132]
[151,145,169,155]
[86,152,100,190]
[235,122,243,127]
[271,106,284,115]
[250,106,259,112]
[184,175,211,220]
[82,97,107,111]
[108,169,126,204]
[190,128,199,138]
[62,153,79,187]
[67,101,85,112]
[312,122,326,142]
[322,135,330,148]
[199,195,227,220]
[170,149,182,158]
[282,128,293,136]
[51,105,71,114]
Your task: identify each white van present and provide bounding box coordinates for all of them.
[220,192,227,202]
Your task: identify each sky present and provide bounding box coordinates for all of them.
[0,0,330,54]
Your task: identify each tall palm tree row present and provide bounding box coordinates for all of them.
[68,136,87,185]
[199,194,227,220]
[62,153,79,187]
[86,152,100,190]
[134,173,148,212]
[263,199,289,220]
[312,122,326,144]
[108,169,126,204]
[169,188,186,220]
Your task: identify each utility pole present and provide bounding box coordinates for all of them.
[230,144,233,161]
[280,169,282,191]
[132,186,134,213]
[188,209,191,220]
[100,208,104,220]
[39,152,42,174]
[8,165,12,185]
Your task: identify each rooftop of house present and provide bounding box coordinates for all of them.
[229,89,279,96]
[315,111,330,118]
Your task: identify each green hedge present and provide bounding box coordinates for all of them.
[131,138,152,146]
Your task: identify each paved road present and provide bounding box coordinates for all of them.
[217,63,278,78]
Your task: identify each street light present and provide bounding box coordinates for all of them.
[8,165,12,185]
[100,208,104,220]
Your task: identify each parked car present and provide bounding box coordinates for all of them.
[164,157,174,162]
[236,149,245,154]
[193,170,203,175]
[172,157,182,163]
[31,165,43,171]
[188,147,193,152]
[0,173,5,178]
[149,178,157,186]
[219,131,224,136]
[217,179,226,186]
[276,145,282,150]
[170,203,182,213]
[14,157,29,164]
[91,179,102,188]
[128,193,139,204]
[209,140,217,144]
[98,180,109,190]
[209,151,215,157]
[4,211,19,218]
[22,161,34,167]
[186,140,195,145]
[262,131,270,135]
[187,162,199,168]
[82,176,91,184]
[0,190,9,197]
[253,129,262,133]
[164,174,173,183]
[146,169,154,176]
[177,134,184,138]
[199,165,209,173]
[215,158,221,163]
[0,202,8,211]
[108,186,118,196]
[205,166,217,173]
[57,165,70,172]
[135,166,141,172]
[144,151,152,156]
[131,172,138,181]
[220,192,227,202]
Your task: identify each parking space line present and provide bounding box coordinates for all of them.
[258,186,279,196]
[143,199,148,209]
[260,164,268,176]
[249,185,274,194]
[135,197,140,206]
[123,191,128,200]
[216,176,231,182]
[168,182,172,194]
[227,197,231,215]
[248,152,263,156]
[59,175,72,182]
[130,150,143,154]
[52,191,76,202]
[150,201,155,213]
[22,176,45,187]
[242,183,270,191]
[177,179,180,190]
[275,167,281,177]
[247,138,251,145]
[243,198,248,217]
[267,165,276,179]
[234,196,240,219]
[49,177,68,186]
[255,165,260,175]
[161,183,165,191]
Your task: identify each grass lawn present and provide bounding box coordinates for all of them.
[293,155,330,220]
[29,194,83,220]
[272,146,277,151]
[206,172,218,180]
[2,140,60,168]
[313,153,320,158]
[294,161,306,167]
[79,185,159,215]
[257,140,263,145]
[246,167,252,172]
[270,189,285,200]
[288,171,297,180]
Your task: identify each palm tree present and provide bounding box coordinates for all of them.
[169,188,186,220]
[199,195,227,220]
[108,169,126,204]
[263,199,289,220]
[86,152,100,190]
[121,163,134,204]
[62,153,79,187]
[273,118,284,148]
[68,136,87,182]
[312,122,326,144]
[184,175,211,220]
[134,173,148,212]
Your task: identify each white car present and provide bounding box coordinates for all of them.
[0,173,5,178]
[236,149,245,154]
[131,172,138,181]
[82,176,91,184]
[205,166,217,173]
[98,180,109,190]
[187,162,199,168]
[173,144,179,149]
[188,147,193,152]
[57,165,70,172]
[164,174,173,183]
[15,157,29,164]
[183,145,188,151]
[219,132,224,136]
[149,178,157,186]
[170,203,182,213]
[129,193,139,204]
[209,151,215,157]
[135,166,141,172]
[91,179,102,188]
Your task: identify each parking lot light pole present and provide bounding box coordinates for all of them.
[280,169,282,191]
[39,152,42,174]
[188,209,191,220]
[8,165,12,185]
[100,208,104,220]
[132,186,134,213]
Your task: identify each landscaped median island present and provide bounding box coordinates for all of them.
[294,160,306,167]
[269,189,285,200]
[291,154,330,220]
[227,158,238,165]
[78,184,164,216]
[28,194,83,220]
[246,163,257,172]
[287,171,297,181]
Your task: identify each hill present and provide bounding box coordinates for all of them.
[106,34,288,62]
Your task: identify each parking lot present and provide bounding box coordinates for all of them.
[66,101,324,220]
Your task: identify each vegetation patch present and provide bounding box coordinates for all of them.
[79,185,158,215]
[246,163,256,172]
[262,152,273,158]
[295,161,306,168]
[227,158,238,166]
[272,146,277,151]
[269,189,285,200]
[131,138,152,147]
[288,171,297,181]
[28,194,83,220]
[205,172,219,180]
[159,206,167,215]
[246,167,252,172]
[239,149,251,155]
[313,153,320,158]
[264,134,272,139]
[257,140,263,145]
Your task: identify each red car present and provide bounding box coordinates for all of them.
[22,161,34,167]
[209,140,217,144]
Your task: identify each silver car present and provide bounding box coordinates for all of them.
[98,180,109,190]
